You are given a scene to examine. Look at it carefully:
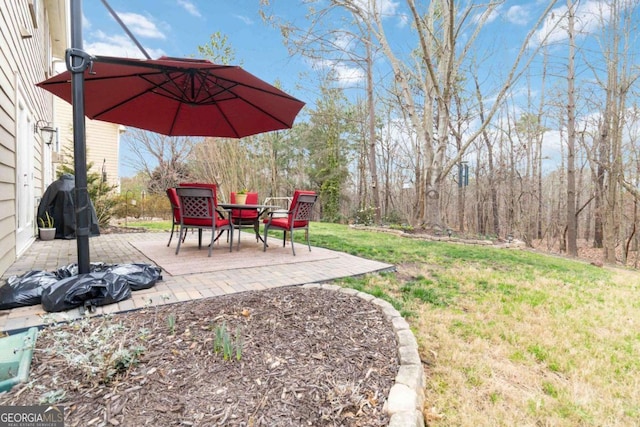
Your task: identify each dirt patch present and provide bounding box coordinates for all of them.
[0,287,397,427]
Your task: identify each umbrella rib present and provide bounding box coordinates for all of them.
[211,74,302,102]
[169,102,184,136]
[199,71,299,128]
[89,72,198,118]
[212,103,241,139]
[141,72,192,103]
[93,56,302,102]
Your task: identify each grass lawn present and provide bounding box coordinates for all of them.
[128,220,640,426]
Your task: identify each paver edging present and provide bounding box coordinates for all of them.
[301,283,425,427]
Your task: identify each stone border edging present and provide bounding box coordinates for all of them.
[301,283,425,427]
[351,224,530,249]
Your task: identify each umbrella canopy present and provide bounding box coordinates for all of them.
[37,55,305,138]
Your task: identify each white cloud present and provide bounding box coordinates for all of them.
[333,32,358,51]
[177,0,201,18]
[346,0,405,27]
[118,12,166,39]
[85,31,166,59]
[377,0,400,16]
[473,4,531,26]
[541,129,564,164]
[532,0,631,47]
[473,5,500,25]
[234,15,254,25]
[506,5,530,25]
[82,13,91,30]
[332,63,366,85]
[312,59,365,87]
[351,0,399,18]
[397,13,409,28]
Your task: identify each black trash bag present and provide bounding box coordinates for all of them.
[106,264,163,291]
[55,262,112,279]
[41,272,131,313]
[0,271,60,310]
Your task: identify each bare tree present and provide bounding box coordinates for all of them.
[122,128,197,193]
[583,0,640,263]
[474,76,499,236]
[261,2,383,223]
[333,0,557,228]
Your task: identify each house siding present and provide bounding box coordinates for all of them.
[0,0,68,276]
[54,97,121,189]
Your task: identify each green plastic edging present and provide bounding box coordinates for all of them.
[0,327,38,392]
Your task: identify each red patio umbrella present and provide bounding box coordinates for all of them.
[36,0,306,275]
[37,55,305,138]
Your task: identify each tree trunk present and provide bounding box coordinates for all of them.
[566,0,578,256]
[474,76,499,236]
[594,119,607,249]
[366,38,381,223]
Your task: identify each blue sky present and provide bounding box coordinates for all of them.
[81,0,314,176]
[77,0,634,177]
[81,0,560,108]
[82,0,306,99]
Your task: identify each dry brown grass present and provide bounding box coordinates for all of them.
[407,264,640,426]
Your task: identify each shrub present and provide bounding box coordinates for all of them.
[353,206,376,226]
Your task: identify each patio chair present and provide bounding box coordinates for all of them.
[263,190,318,255]
[175,187,233,257]
[166,187,185,247]
[230,191,260,249]
[179,182,229,243]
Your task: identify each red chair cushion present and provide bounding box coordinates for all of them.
[182,217,230,227]
[166,188,181,221]
[231,192,259,219]
[263,217,308,229]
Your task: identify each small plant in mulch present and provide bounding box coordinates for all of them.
[40,389,67,404]
[167,313,176,335]
[38,314,146,386]
[212,322,243,361]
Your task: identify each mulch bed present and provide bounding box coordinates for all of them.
[1,287,398,426]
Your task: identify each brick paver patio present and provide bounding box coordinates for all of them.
[0,230,394,333]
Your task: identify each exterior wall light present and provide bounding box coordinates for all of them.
[34,120,58,146]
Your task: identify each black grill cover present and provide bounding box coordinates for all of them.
[37,174,100,239]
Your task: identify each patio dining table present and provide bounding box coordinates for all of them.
[218,203,278,247]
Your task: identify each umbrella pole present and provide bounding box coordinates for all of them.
[69,0,91,274]
[100,0,151,60]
